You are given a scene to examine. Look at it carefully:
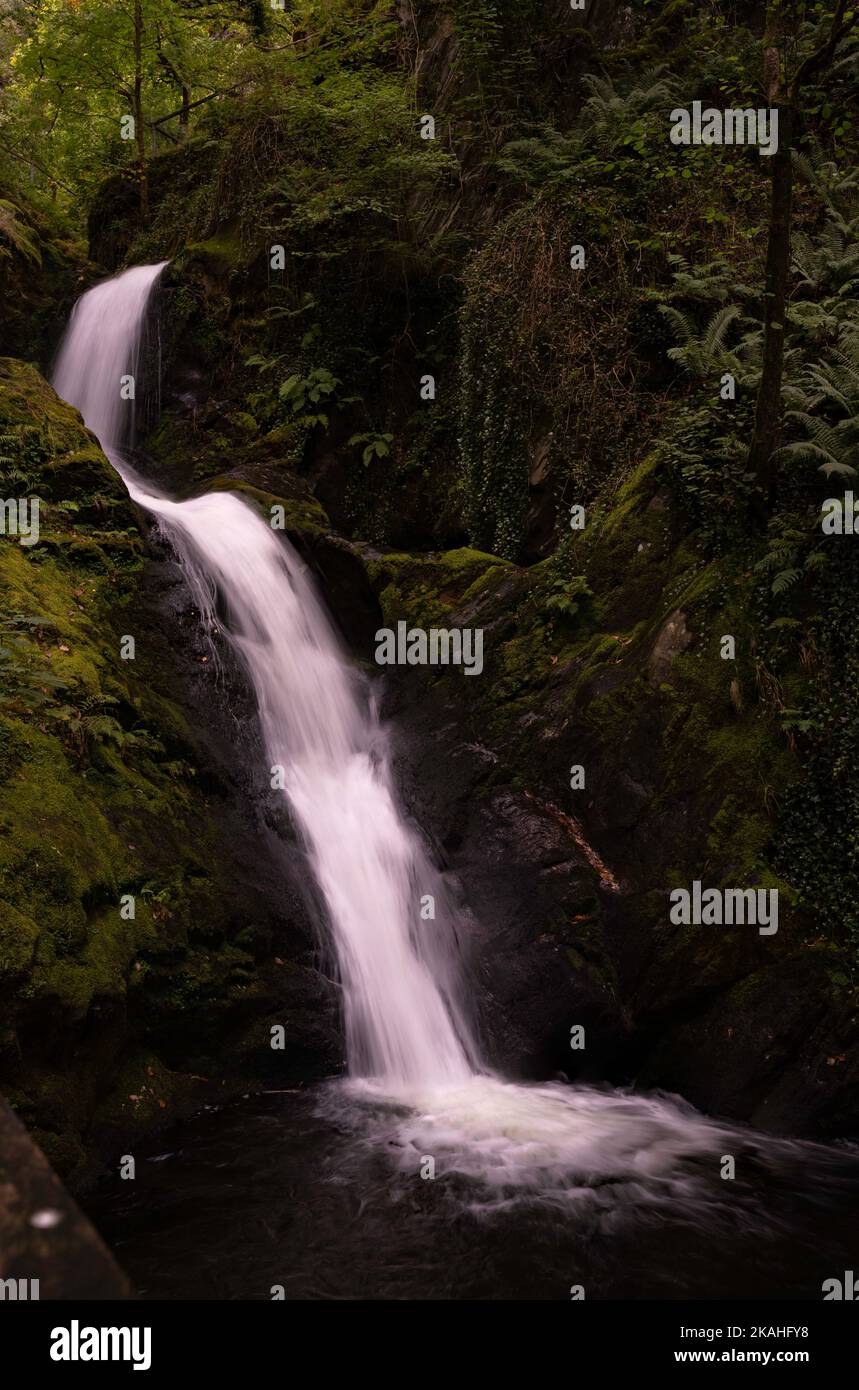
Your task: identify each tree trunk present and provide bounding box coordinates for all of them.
[748,101,793,517]
[133,0,149,219]
[746,1,858,517]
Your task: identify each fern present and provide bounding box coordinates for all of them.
[755,522,830,600]
[779,328,859,478]
[660,302,753,382]
[497,67,684,182]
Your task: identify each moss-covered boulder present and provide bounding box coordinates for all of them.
[362,546,514,631]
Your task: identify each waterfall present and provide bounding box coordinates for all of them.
[54,261,475,1091]
[53,262,167,456]
[53,264,775,1210]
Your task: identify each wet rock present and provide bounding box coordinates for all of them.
[636,948,859,1137]
[384,683,626,1081]
[0,1099,129,1298]
[361,449,858,1136]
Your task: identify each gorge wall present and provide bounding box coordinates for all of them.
[1,0,857,1185]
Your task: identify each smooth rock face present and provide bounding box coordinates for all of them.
[648,609,692,684]
[384,680,627,1083]
[0,1099,129,1299]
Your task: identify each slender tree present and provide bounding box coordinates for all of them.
[132,0,149,215]
[749,0,859,516]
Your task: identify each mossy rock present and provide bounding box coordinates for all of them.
[0,183,87,367]
[0,900,40,984]
[0,359,295,1169]
[0,358,130,517]
[365,546,513,629]
[180,227,244,282]
[203,477,330,536]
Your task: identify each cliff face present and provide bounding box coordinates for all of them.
[363,468,858,1137]
[5,347,851,1169]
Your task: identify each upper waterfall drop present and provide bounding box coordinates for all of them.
[52,262,169,460]
[51,262,477,1091]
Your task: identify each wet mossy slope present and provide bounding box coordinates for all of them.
[0,360,336,1184]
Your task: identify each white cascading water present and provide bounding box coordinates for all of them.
[53,263,795,1212]
[53,261,475,1092]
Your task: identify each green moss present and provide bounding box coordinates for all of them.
[204,478,330,535]
[597,455,662,544]
[0,360,125,503]
[179,225,244,281]
[0,181,84,366]
[367,546,512,628]
[0,359,284,1165]
[29,1127,86,1182]
[90,1050,200,1143]
[0,199,42,266]
[0,900,40,983]
[226,410,258,436]
[606,0,694,69]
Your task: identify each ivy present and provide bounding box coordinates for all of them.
[458,291,529,561]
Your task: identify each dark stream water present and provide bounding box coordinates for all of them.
[86,1084,859,1301]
